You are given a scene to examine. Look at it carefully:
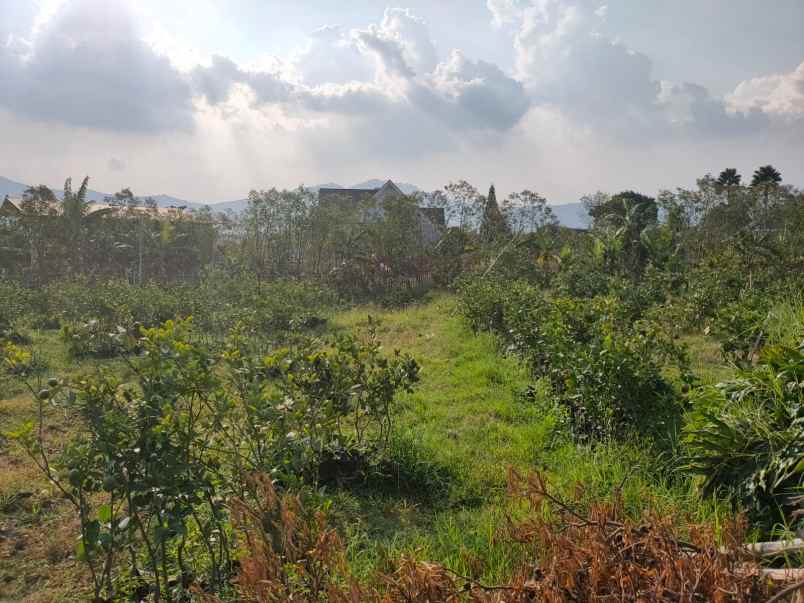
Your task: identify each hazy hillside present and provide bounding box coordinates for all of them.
[0,176,29,198]
[1,176,208,209]
[550,202,589,229]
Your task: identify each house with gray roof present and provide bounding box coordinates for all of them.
[318,180,445,245]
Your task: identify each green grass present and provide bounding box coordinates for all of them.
[681,333,734,385]
[328,294,733,581]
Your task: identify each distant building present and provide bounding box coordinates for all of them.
[318,180,445,245]
[1,196,22,219]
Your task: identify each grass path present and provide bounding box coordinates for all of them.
[333,295,540,578]
[332,294,728,580]
[336,294,544,498]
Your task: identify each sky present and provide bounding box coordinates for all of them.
[1,0,803,203]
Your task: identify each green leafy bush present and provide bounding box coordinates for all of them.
[0,313,20,343]
[46,279,184,327]
[190,272,336,335]
[60,319,138,358]
[222,325,420,483]
[8,317,419,600]
[458,278,690,441]
[456,277,534,334]
[684,339,804,529]
[42,275,336,341]
[607,266,675,321]
[675,255,749,329]
[1,341,43,375]
[0,280,39,339]
[554,261,611,298]
[707,293,771,367]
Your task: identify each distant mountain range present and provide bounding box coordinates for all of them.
[0,176,215,208]
[1,175,588,228]
[0,176,29,199]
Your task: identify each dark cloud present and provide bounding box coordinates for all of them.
[658,81,767,135]
[0,0,193,133]
[191,55,249,106]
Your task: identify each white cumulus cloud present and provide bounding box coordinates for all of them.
[496,0,769,138]
[727,61,804,119]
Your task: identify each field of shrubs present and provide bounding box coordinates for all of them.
[3,171,804,601]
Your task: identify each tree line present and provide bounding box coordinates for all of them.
[1,164,800,294]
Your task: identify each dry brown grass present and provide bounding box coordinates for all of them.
[227,469,785,603]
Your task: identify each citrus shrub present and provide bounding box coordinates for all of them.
[0,280,37,341]
[458,277,691,441]
[60,319,138,358]
[707,293,771,367]
[1,341,35,375]
[8,317,418,601]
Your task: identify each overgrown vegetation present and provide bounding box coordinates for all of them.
[684,304,804,528]
[3,165,804,600]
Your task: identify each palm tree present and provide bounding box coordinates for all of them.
[715,168,742,207]
[61,177,116,275]
[717,168,741,188]
[751,165,782,188]
[751,165,783,228]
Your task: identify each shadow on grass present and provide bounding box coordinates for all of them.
[365,433,457,506]
[317,432,460,509]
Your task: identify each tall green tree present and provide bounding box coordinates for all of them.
[61,177,117,276]
[21,185,58,210]
[16,185,61,281]
[586,191,658,230]
[586,191,658,277]
[751,165,782,188]
[62,177,91,275]
[443,180,482,231]
[751,165,783,230]
[716,168,741,188]
[106,187,139,209]
[479,185,510,243]
[502,190,556,233]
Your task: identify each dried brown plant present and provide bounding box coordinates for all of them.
[228,470,789,602]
